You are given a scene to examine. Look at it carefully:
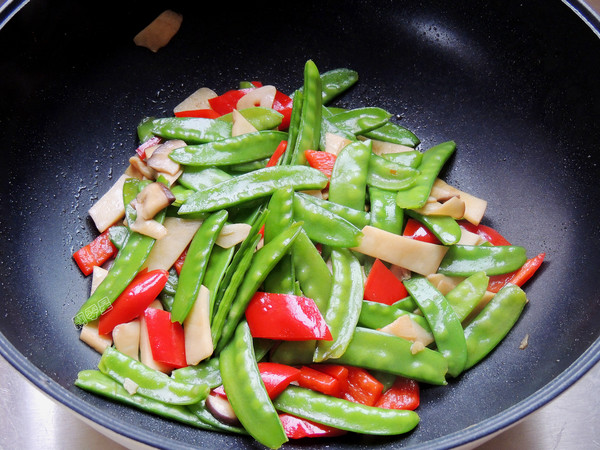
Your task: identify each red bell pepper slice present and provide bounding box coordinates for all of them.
[340,366,384,407]
[297,366,343,397]
[245,292,333,341]
[98,269,169,335]
[487,252,546,293]
[279,413,347,439]
[272,90,293,130]
[174,108,221,119]
[73,229,118,276]
[363,259,409,305]
[374,376,420,410]
[309,364,349,387]
[304,150,336,178]
[143,307,187,369]
[208,89,252,115]
[173,246,188,275]
[258,362,301,399]
[458,220,511,246]
[135,135,163,160]
[403,218,441,244]
[266,140,288,167]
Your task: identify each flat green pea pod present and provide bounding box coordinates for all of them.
[319,106,357,150]
[227,158,269,173]
[295,192,370,229]
[108,225,129,250]
[75,370,217,431]
[169,130,287,167]
[367,153,419,191]
[291,60,322,166]
[405,209,461,246]
[292,193,363,248]
[137,116,156,143]
[202,245,236,319]
[320,68,359,103]
[314,248,364,361]
[381,149,423,168]
[403,276,468,378]
[445,271,490,322]
[217,106,283,130]
[220,321,288,449]
[438,244,527,277]
[279,89,303,166]
[368,186,404,234]
[396,141,456,209]
[273,386,419,436]
[464,283,528,370]
[328,107,392,136]
[98,347,209,405]
[171,357,222,389]
[149,117,232,144]
[73,209,166,326]
[170,210,228,323]
[331,327,448,385]
[362,121,421,147]
[178,167,232,191]
[328,140,371,211]
[358,300,431,331]
[178,166,328,215]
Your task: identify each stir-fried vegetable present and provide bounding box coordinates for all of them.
[72,60,545,448]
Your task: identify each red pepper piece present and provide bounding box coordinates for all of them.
[73,229,118,276]
[211,384,227,398]
[341,366,384,407]
[297,366,343,397]
[266,140,288,167]
[488,252,546,293]
[174,108,221,119]
[272,90,293,130]
[174,246,188,275]
[97,269,169,335]
[143,307,187,369]
[245,292,333,341]
[309,364,349,388]
[458,220,511,246]
[374,376,420,410]
[258,362,302,399]
[250,81,263,87]
[403,218,441,244]
[363,259,409,305]
[279,413,347,439]
[304,150,336,178]
[135,135,163,160]
[208,89,252,115]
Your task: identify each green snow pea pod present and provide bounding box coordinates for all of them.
[367,153,419,191]
[178,165,328,214]
[331,327,448,385]
[293,193,363,248]
[137,116,156,143]
[438,244,527,277]
[314,248,364,361]
[149,117,232,144]
[202,244,235,319]
[220,321,288,449]
[403,276,468,378]
[108,225,129,250]
[362,121,421,147]
[319,68,359,104]
[405,209,461,245]
[381,149,423,168]
[368,186,404,234]
[73,209,166,325]
[358,300,431,331]
[169,130,288,167]
[273,386,419,435]
[464,283,528,370]
[217,106,283,130]
[279,89,303,166]
[291,60,322,166]
[328,107,392,136]
[445,271,489,322]
[295,192,370,229]
[394,296,419,312]
[75,370,217,431]
[227,158,269,173]
[98,347,209,405]
[171,357,222,389]
[328,140,371,211]
[170,209,228,323]
[178,167,232,191]
[170,184,193,208]
[396,141,456,209]
[216,222,303,352]
[158,268,178,311]
[319,106,357,151]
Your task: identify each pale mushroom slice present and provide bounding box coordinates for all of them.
[431,178,488,225]
[133,10,183,53]
[146,140,186,176]
[173,87,218,114]
[414,196,466,219]
[236,85,277,110]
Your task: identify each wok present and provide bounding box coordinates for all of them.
[1,0,599,448]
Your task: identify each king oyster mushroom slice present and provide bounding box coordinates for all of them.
[146,139,186,176]
[136,181,176,220]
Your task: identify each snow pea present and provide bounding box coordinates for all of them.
[158,268,178,311]
[295,192,370,229]
[178,167,232,191]
[362,121,421,147]
[396,141,456,209]
[170,209,228,323]
[438,244,527,277]
[464,283,528,370]
[169,130,287,167]
[381,149,423,168]
[405,209,461,245]
[445,271,489,322]
[178,166,328,214]
[368,186,404,234]
[273,386,419,435]
[202,244,235,319]
[404,276,468,378]
[108,225,129,250]
[217,106,283,130]
[149,117,232,144]
[227,158,269,173]
[279,89,303,166]
[319,106,357,150]
[328,140,371,211]
[171,356,222,388]
[98,347,209,405]
[320,68,359,103]
[136,116,156,143]
[367,152,419,191]
[358,300,431,331]
[314,248,363,361]
[328,107,392,136]
[75,370,217,431]
[220,321,288,449]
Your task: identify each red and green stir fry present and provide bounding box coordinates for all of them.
[72,60,545,448]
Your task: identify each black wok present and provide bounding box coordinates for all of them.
[1,0,599,448]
